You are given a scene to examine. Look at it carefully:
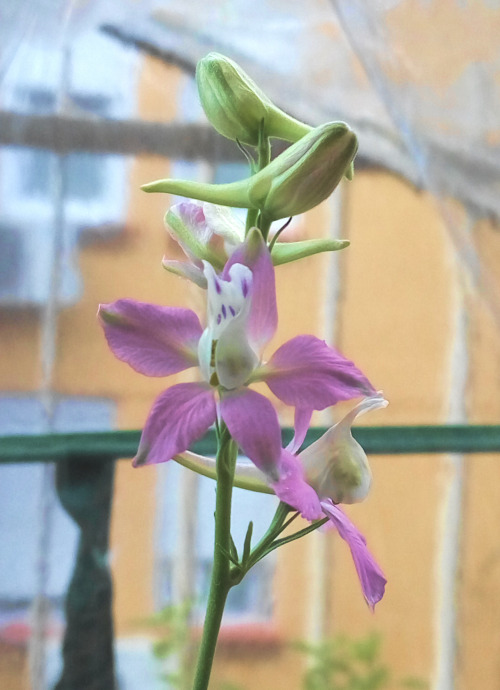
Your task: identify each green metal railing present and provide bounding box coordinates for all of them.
[1,425,500,689]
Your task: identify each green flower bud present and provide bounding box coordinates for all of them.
[196,53,271,146]
[196,52,313,145]
[142,122,357,220]
[247,121,358,219]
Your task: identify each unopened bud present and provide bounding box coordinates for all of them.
[142,122,357,221]
[197,52,312,145]
[247,121,358,219]
[165,201,243,270]
[197,53,272,146]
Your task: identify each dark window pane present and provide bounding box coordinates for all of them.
[0,226,23,292]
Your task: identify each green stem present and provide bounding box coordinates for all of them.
[244,503,294,569]
[245,208,259,236]
[245,121,271,238]
[257,123,271,170]
[192,426,237,690]
[258,212,273,241]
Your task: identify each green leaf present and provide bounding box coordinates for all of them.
[242,521,254,566]
[272,238,350,265]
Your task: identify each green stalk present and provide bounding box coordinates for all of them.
[192,426,237,690]
[192,121,274,689]
[245,208,259,236]
[249,121,272,240]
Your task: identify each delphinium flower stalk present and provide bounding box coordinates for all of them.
[99,53,387,690]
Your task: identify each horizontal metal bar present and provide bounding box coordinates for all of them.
[0,110,243,160]
[1,426,500,464]
[0,111,372,169]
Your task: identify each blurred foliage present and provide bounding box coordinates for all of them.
[143,600,196,689]
[296,632,428,690]
[145,603,427,690]
[144,601,244,690]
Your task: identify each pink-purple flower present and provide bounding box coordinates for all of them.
[174,393,388,609]
[98,229,375,480]
[270,394,388,608]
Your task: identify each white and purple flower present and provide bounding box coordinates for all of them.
[163,201,244,287]
[98,229,375,480]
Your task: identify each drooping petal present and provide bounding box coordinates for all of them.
[220,388,281,479]
[300,394,387,504]
[272,449,323,521]
[321,500,387,610]
[98,300,202,377]
[134,382,217,467]
[161,258,207,288]
[264,335,375,409]
[224,228,277,351]
[286,407,313,454]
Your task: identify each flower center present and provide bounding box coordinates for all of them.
[198,261,258,390]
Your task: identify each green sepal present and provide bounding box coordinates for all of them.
[272,238,350,265]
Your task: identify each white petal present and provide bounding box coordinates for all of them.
[203,203,245,246]
[300,394,388,504]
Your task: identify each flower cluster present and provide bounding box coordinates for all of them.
[99,53,387,611]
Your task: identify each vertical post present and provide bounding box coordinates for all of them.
[54,457,116,690]
[306,183,347,645]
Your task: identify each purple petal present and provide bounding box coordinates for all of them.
[321,500,387,610]
[220,388,281,479]
[223,228,277,350]
[272,450,323,521]
[265,335,375,409]
[286,407,313,454]
[134,382,216,466]
[99,299,202,377]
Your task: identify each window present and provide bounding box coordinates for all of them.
[0,33,137,306]
[156,461,277,623]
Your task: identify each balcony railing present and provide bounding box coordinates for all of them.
[1,425,500,689]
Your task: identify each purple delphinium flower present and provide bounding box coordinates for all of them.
[174,393,387,608]
[271,394,388,608]
[98,228,375,480]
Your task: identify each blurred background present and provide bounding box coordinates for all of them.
[0,1,499,688]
